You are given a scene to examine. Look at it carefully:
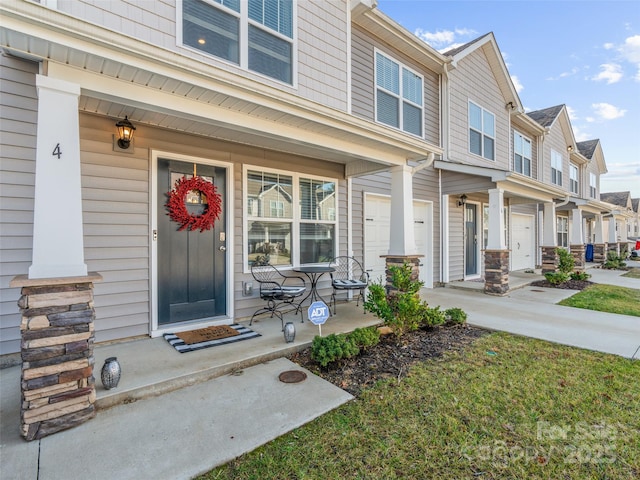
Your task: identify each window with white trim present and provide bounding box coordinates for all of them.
[513,131,531,176]
[469,101,495,160]
[375,51,423,136]
[589,173,597,198]
[570,164,579,194]
[557,216,568,248]
[551,150,563,186]
[182,0,293,84]
[245,168,336,268]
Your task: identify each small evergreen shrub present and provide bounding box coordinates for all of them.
[349,327,381,349]
[422,306,446,327]
[557,247,575,274]
[545,272,570,285]
[444,307,468,324]
[603,251,627,270]
[569,271,591,281]
[311,333,359,368]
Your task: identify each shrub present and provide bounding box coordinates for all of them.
[444,307,468,325]
[603,251,627,270]
[311,333,359,368]
[569,271,591,281]
[349,327,381,350]
[545,272,570,285]
[422,306,446,327]
[557,247,575,274]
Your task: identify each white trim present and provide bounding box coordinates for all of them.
[150,150,235,337]
[464,200,482,279]
[441,194,449,283]
[242,164,339,273]
[468,100,496,161]
[413,199,434,288]
[510,212,536,271]
[513,129,532,177]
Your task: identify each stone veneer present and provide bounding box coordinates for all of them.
[382,255,421,293]
[541,246,558,274]
[593,243,608,263]
[484,250,509,295]
[10,273,102,441]
[570,244,586,271]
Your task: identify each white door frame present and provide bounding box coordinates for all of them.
[464,200,482,279]
[150,150,235,337]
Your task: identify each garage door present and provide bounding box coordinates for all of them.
[511,213,535,271]
[364,195,432,288]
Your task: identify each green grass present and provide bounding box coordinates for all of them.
[622,267,640,279]
[559,284,640,316]
[201,333,639,480]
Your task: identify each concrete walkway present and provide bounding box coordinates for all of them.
[1,267,638,479]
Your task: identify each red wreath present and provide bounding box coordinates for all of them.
[166,176,222,231]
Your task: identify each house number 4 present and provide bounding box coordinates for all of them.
[52,143,62,159]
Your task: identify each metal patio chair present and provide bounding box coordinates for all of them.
[249,263,306,330]
[328,256,369,315]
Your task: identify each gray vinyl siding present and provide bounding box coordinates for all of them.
[447,46,510,170]
[351,26,441,146]
[542,122,571,191]
[350,168,441,284]
[54,0,349,111]
[440,170,495,196]
[447,195,464,281]
[0,54,38,356]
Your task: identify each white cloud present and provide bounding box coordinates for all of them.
[603,42,615,50]
[592,63,623,84]
[571,124,591,142]
[591,103,626,121]
[618,34,640,81]
[511,75,523,93]
[565,106,578,121]
[414,27,477,50]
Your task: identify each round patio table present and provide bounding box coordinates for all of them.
[293,266,335,310]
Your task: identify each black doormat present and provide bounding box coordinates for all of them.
[163,324,261,353]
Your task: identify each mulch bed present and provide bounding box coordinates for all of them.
[529,279,594,290]
[288,324,488,397]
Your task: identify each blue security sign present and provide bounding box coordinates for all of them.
[308,301,329,325]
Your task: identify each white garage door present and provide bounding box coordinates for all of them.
[364,195,432,288]
[511,213,535,271]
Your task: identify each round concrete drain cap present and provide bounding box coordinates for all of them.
[279,370,307,383]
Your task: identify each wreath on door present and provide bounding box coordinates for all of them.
[166,175,222,232]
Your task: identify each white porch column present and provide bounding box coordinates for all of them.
[486,188,505,250]
[594,214,604,243]
[388,165,416,255]
[570,209,583,245]
[29,75,87,278]
[542,202,557,246]
[607,217,617,243]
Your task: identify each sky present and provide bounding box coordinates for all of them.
[377,0,640,199]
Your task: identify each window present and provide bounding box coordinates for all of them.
[513,131,531,176]
[557,216,568,248]
[570,164,579,194]
[375,51,423,136]
[551,150,563,186]
[469,102,495,160]
[589,173,597,198]
[245,168,336,268]
[182,0,293,84]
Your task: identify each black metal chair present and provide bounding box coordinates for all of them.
[328,256,369,314]
[250,263,306,330]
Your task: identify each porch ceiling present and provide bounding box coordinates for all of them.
[1,2,442,176]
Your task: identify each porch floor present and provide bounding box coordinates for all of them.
[93,300,379,410]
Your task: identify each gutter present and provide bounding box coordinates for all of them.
[411,153,435,175]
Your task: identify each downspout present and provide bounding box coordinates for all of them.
[410,152,435,175]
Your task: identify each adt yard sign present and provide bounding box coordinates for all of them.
[308,301,329,325]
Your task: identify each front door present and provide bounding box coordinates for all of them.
[465,203,478,276]
[157,159,227,325]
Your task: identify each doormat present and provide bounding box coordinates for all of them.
[163,324,261,353]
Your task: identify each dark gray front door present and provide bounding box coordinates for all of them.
[157,159,227,325]
[465,203,478,276]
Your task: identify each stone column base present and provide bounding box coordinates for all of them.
[382,255,422,293]
[593,243,607,263]
[570,244,586,271]
[10,273,102,441]
[541,246,558,274]
[484,250,509,295]
[608,243,619,258]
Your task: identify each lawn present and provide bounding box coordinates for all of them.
[622,267,640,279]
[559,284,640,317]
[202,333,639,479]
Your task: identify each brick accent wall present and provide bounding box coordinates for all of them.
[484,250,509,295]
[593,243,607,263]
[570,244,586,271]
[541,246,558,274]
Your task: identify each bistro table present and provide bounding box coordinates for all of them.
[293,265,335,310]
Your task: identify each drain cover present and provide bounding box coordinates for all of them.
[279,370,307,384]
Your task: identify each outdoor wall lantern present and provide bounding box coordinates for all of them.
[458,194,468,207]
[115,116,136,149]
[567,145,574,152]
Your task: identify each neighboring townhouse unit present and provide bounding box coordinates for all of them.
[600,191,636,254]
[632,198,640,239]
[0,0,441,356]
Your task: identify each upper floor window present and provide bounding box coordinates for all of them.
[570,164,579,194]
[469,102,495,160]
[245,167,336,268]
[551,149,563,186]
[375,51,423,136]
[589,173,597,198]
[513,131,531,176]
[182,0,293,84]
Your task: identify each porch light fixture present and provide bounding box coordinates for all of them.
[115,116,136,149]
[506,101,516,110]
[567,145,574,152]
[458,194,468,207]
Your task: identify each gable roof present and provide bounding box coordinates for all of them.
[577,139,599,159]
[600,191,631,208]
[442,32,522,112]
[632,198,639,212]
[527,105,564,128]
